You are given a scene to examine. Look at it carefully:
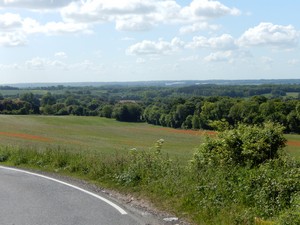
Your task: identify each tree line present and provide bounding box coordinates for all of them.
[143,95,300,133]
[1,84,300,133]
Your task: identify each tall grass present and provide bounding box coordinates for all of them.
[1,137,299,225]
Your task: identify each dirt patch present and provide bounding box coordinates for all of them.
[0,131,51,142]
[149,126,217,136]
[151,127,300,147]
[287,141,300,147]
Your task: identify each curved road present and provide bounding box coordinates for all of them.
[0,166,155,225]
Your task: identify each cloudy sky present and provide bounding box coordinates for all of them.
[0,0,299,84]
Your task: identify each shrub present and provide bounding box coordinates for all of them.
[192,122,286,168]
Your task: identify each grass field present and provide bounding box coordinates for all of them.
[0,115,299,161]
[0,115,205,161]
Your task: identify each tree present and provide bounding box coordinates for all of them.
[182,115,193,129]
[229,101,260,125]
[143,105,162,125]
[101,105,113,118]
[287,111,300,133]
[20,92,40,114]
[41,92,56,106]
[113,103,142,122]
[192,115,200,129]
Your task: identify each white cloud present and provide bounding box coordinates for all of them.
[61,0,178,31]
[126,37,184,55]
[261,56,273,64]
[121,37,135,41]
[0,0,74,9]
[204,50,251,63]
[60,0,240,32]
[21,17,91,35]
[204,50,233,62]
[0,32,26,46]
[71,59,103,71]
[25,57,69,70]
[49,60,68,69]
[288,59,300,65]
[25,57,48,70]
[54,51,67,58]
[188,34,237,50]
[179,22,219,34]
[239,22,300,48]
[0,12,91,46]
[61,0,157,23]
[0,63,19,70]
[115,17,154,31]
[42,22,91,35]
[1,0,241,38]
[136,57,146,64]
[0,13,22,29]
[180,0,240,21]
[180,55,199,61]
[3,56,103,72]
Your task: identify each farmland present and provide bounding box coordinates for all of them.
[0,115,299,160]
[0,115,203,161]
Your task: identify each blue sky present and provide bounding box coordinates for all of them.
[0,0,299,84]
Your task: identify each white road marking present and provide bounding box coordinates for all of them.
[0,165,128,215]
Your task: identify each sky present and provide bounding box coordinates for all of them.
[0,0,299,84]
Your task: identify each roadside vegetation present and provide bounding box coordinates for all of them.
[0,120,299,224]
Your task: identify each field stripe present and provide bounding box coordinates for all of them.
[0,131,50,142]
[0,166,127,215]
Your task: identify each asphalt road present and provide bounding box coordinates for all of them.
[0,166,154,225]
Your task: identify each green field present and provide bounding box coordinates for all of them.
[0,115,299,161]
[0,115,205,161]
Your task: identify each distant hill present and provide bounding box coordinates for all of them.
[3,79,300,88]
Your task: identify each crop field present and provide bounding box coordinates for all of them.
[0,115,299,161]
[0,115,205,161]
[284,134,300,159]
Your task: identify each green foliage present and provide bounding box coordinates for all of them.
[189,123,300,224]
[41,92,56,106]
[193,122,286,168]
[2,84,300,134]
[248,160,300,218]
[113,103,142,122]
[208,119,230,131]
[278,209,300,225]
[101,104,113,118]
[116,139,172,186]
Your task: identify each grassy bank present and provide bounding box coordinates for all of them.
[0,137,299,225]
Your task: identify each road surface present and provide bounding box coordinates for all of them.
[0,166,157,225]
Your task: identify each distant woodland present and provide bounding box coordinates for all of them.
[1,83,300,133]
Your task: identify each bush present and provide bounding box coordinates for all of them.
[192,122,286,168]
[190,123,300,223]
